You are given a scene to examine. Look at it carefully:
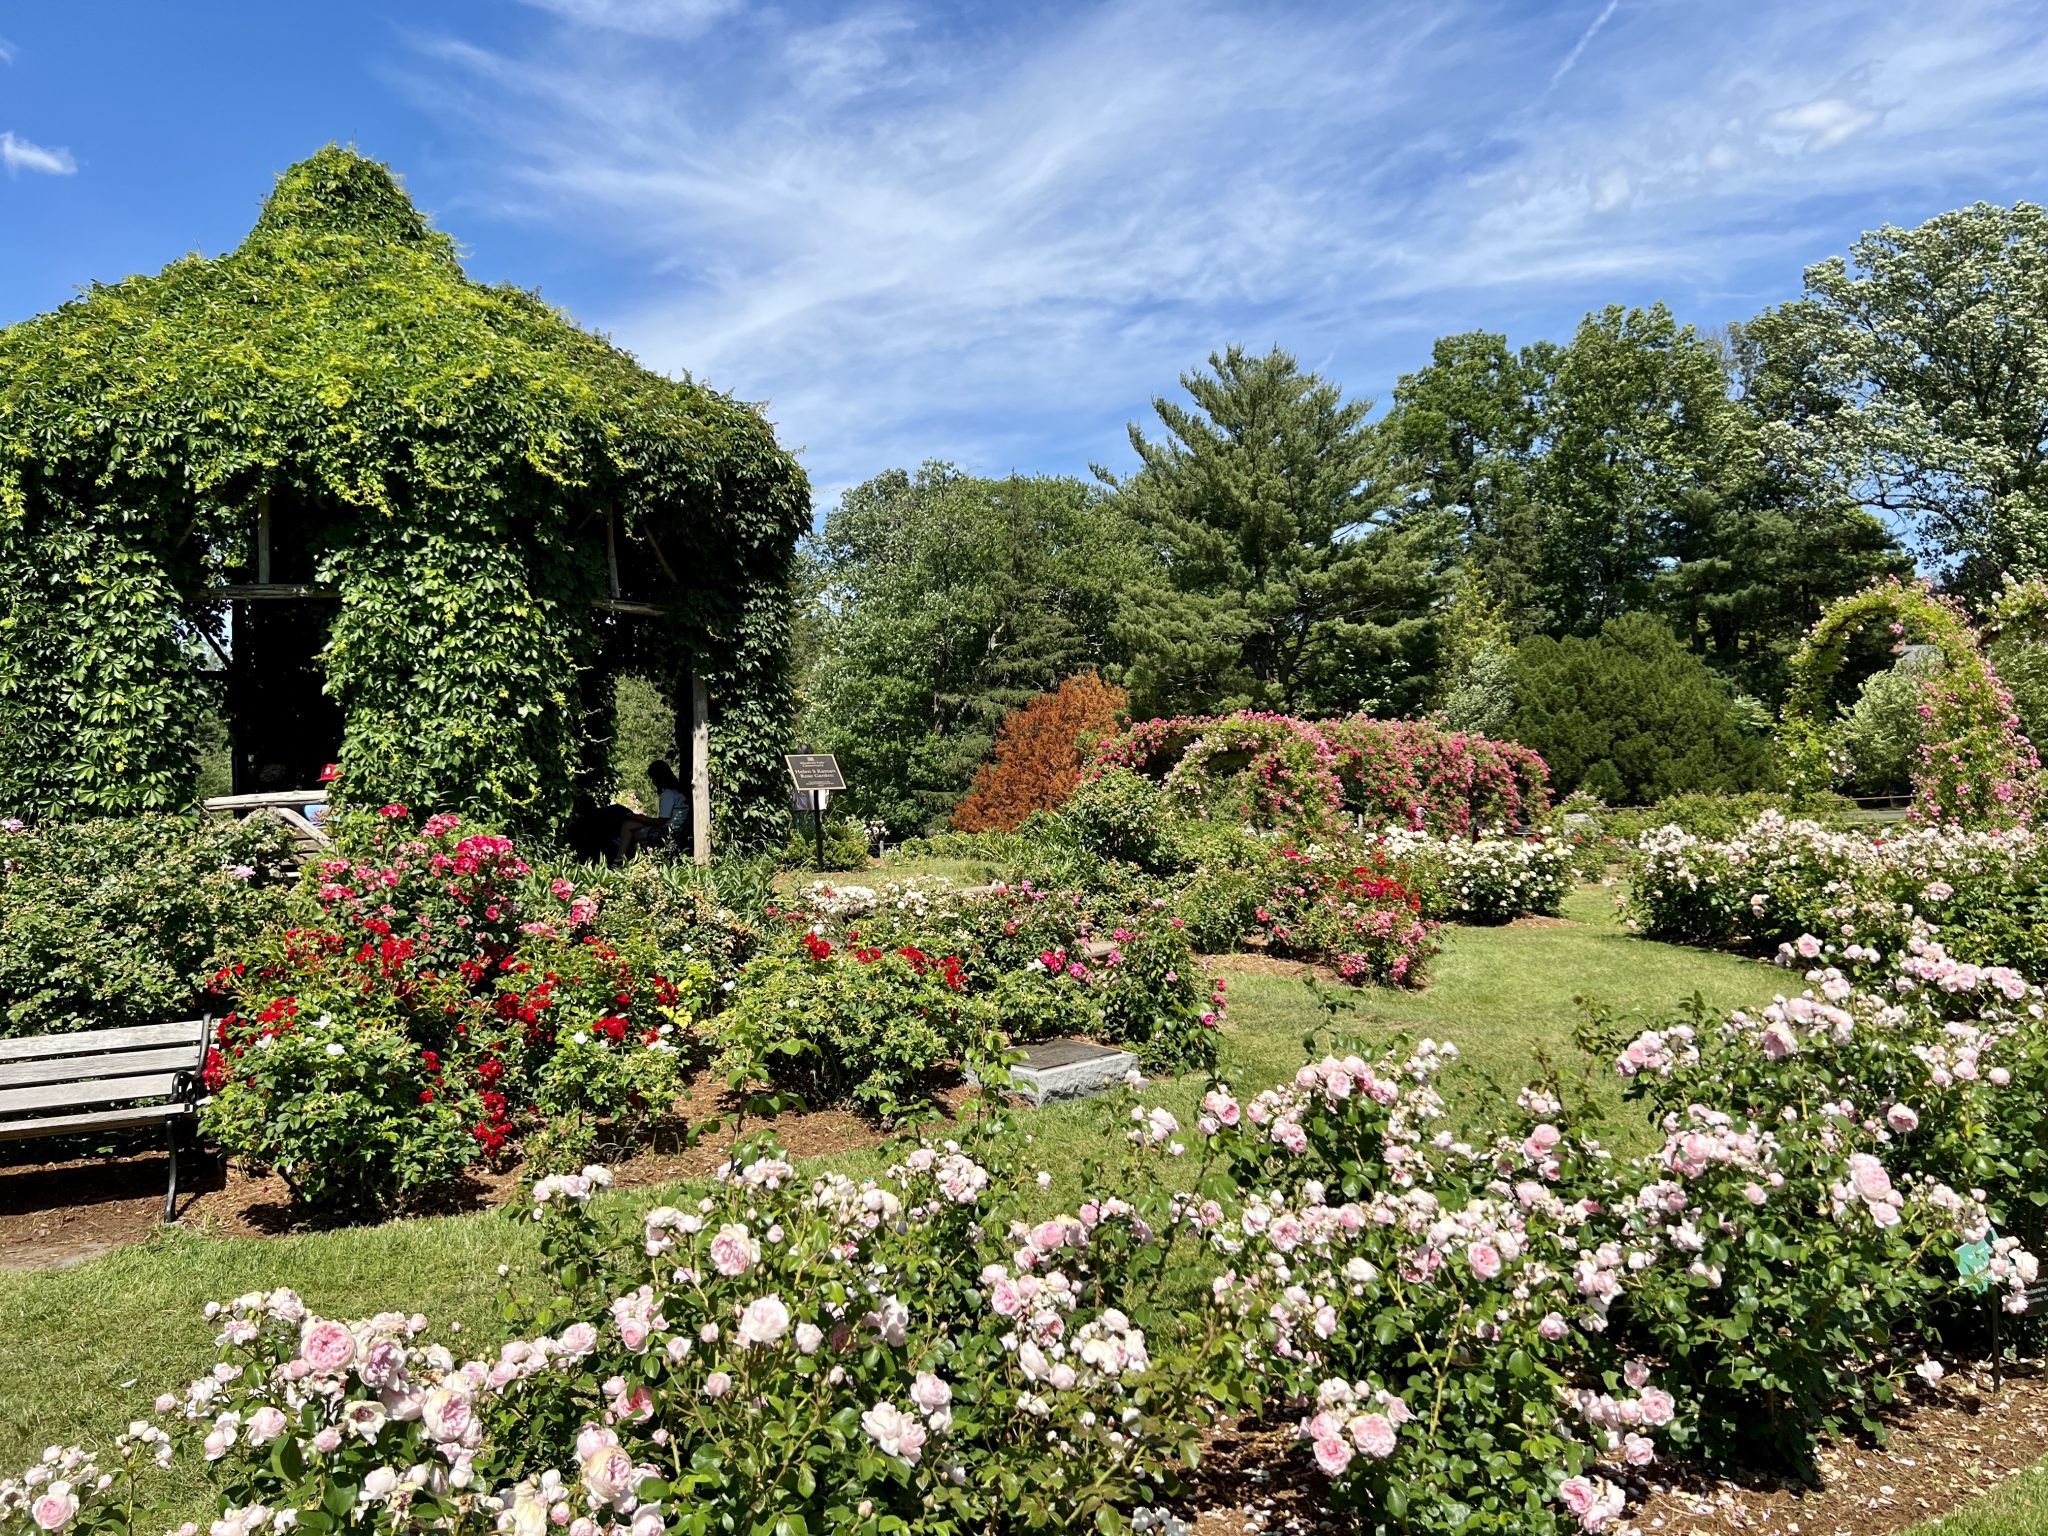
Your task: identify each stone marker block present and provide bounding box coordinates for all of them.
[986,1037,1138,1105]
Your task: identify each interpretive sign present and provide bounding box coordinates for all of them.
[784,753,846,792]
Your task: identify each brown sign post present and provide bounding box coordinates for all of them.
[784,753,846,868]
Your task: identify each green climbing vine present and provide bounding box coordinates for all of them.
[1781,577,2040,825]
[0,146,810,844]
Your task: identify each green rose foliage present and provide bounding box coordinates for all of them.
[205,812,706,1214]
[718,939,983,1119]
[0,813,296,1036]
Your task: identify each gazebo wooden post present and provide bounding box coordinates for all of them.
[689,672,711,865]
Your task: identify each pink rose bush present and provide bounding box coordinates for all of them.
[1579,935,2048,1464]
[1625,812,2048,977]
[0,1101,1220,1536]
[9,939,2048,1536]
[1085,712,1548,839]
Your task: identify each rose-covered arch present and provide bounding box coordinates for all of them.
[1780,578,2039,825]
[1083,711,1549,836]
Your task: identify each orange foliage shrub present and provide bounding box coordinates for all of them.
[952,672,1128,832]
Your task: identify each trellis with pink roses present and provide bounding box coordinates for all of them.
[1780,576,2044,826]
[1083,711,1550,838]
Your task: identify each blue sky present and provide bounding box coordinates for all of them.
[4,0,2047,503]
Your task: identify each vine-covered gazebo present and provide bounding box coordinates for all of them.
[0,147,809,851]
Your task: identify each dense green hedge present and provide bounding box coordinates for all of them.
[0,815,297,1036]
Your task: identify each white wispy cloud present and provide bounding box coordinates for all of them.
[0,35,16,65]
[402,0,2048,500]
[1549,0,1620,90]
[1,132,76,176]
[1766,96,1880,151]
[512,0,739,41]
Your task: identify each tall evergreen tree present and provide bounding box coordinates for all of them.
[1107,345,1445,719]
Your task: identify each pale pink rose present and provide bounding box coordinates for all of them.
[559,1322,598,1356]
[1637,1387,1675,1427]
[909,1372,952,1414]
[703,1371,732,1399]
[1623,1433,1655,1465]
[246,1406,288,1445]
[795,1323,824,1355]
[311,1427,343,1454]
[1467,1242,1503,1280]
[709,1224,758,1277]
[1030,1220,1068,1253]
[1538,1312,1568,1342]
[1795,934,1822,959]
[1348,1412,1396,1458]
[420,1387,474,1446]
[1312,1434,1354,1476]
[31,1489,78,1532]
[1622,1360,1650,1390]
[1760,1023,1799,1060]
[1848,1154,1894,1205]
[357,1338,405,1387]
[738,1295,790,1346]
[1887,1104,1920,1133]
[1558,1476,1597,1517]
[580,1445,638,1505]
[299,1319,357,1374]
[861,1402,927,1463]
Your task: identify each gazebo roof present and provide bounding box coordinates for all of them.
[0,145,808,553]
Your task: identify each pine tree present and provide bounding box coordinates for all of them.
[1106,346,1445,718]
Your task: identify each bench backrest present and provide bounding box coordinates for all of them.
[0,1019,210,1121]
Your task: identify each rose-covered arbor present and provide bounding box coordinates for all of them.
[0,147,809,851]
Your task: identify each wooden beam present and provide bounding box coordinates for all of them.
[256,491,272,586]
[690,672,711,867]
[595,599,668,618]
[210,584,336,600]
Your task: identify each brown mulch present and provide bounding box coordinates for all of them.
[1202,952,1347,984]
[1176,1365,2048,1535]
[0,1075,955,1270]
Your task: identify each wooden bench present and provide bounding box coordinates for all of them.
[201,791,334,855]
[0,1019,212,1220]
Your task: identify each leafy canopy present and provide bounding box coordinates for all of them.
[802,464,1136,836]
[1748,201,2048,600]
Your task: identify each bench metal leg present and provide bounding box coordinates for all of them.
[164,1117,180,1223]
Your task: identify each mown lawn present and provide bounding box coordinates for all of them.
[15,884,2016,1527]
[1907,1460,2048,1534]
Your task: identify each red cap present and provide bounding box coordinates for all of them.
[318,762,340,783]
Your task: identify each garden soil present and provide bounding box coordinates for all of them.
[0,1075,935,1268]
